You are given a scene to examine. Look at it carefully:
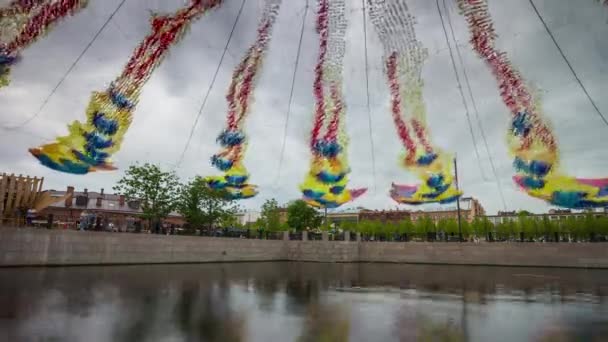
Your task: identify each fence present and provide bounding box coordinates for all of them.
[3,223,608,244]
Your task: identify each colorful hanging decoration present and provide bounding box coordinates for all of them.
[367,0,461,205]
[203,0,282,200]
[29,0,223,174]
[299,0,367,208]
[1,0,87,88]
[458,0,608,208]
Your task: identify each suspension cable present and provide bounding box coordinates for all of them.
[1,0,129,130]
[443,0,507,210]
[274,0,309,186]
[174,0,247,169]
[361,0,377,193]
[436,0,487,181]
[528,0,608,128]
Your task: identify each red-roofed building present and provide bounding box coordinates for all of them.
[35,186,184,230]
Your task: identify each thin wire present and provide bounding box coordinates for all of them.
[528,0,608,128]
[361,0,377,193]
[1,0,129,130]
[443,0,507,210]
[436,0,487,181]
[173,0,247,169]
[274,0,309,186]
[0,125,51,141]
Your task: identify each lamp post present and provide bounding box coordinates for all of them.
[454,157,463,242]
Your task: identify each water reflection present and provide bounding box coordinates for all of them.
[0,263,606,341]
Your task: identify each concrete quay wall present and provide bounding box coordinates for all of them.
[0,228,285,266]
[1,228,607,268]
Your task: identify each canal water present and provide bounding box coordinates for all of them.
[0,262,607,341]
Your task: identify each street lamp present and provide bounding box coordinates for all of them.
[454,157,463,242]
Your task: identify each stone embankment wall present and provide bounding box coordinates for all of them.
[1,228,607,268]
[0,228,285,266]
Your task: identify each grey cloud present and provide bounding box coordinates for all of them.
[1,0,607,214]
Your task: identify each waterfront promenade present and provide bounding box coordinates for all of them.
[1,227,607,268]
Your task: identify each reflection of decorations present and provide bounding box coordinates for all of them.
[297,304,350,342]
[0,0,88,88]
[458,0,608,208]
[300,0,366,209]
[203,0,282,200]
[368,0,461,205]
[30,0,223,174]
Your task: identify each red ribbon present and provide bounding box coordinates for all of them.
[387,52,416,163]
[460,0,556,153]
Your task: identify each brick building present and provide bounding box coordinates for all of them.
[358,209,411,223]
[409,197,486,224]
[267,197,486,228]
[36,186,184,230]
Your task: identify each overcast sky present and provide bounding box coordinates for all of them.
[1,0,607,214]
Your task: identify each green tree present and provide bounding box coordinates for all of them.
[436,218,448,234]
[414,216,435,240]
[340,220,357,233]
[382,222,398,241]
[583,214,597,241]
[357,220,374,238]
[286,200,322,231]
[518,216,534,241]
[220,211,239,228]
[260,198,282,231]
[495,221,510,240]
[597,216,608,239]
[471,218,484,238]
[540,216,555,241]
[176,177,237,232]
[397,218,414,240]
[563,216,577,241]
[461,219,471,240]
[444,218,459,238]
[113,163,180,232]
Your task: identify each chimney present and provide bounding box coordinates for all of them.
[65,186,74,207]
[100,188,104,197]
[96,197,102,207]
[84,188,88,196]
[119,195,125,207]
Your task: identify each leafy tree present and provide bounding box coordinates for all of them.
[382,222,398,241]
[340,220,357,233]
[518,216,535,241]
[495,221,511,240]
[357,220,375,238]
[583,214,597,241]
[597,216,608,239]
[505,219,518,240]
[220,211,239,228]
[540,216,555,241]
[260,198,282,231]
[113,163,180,232]
[471,218,484,238]
[397,218,415,239]
[414,216,435,240]
[176,177,238,232]
[279,221,291,231]
[444,218,459,237]
[563,216,578,241]
[436,218,448,234]
[286,200,322,231]
[461,219,471,239]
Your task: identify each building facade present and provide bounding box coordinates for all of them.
[409,197,486,224]
[36,186,184,230]
[485,208,608,225]
[358,209,411,223]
